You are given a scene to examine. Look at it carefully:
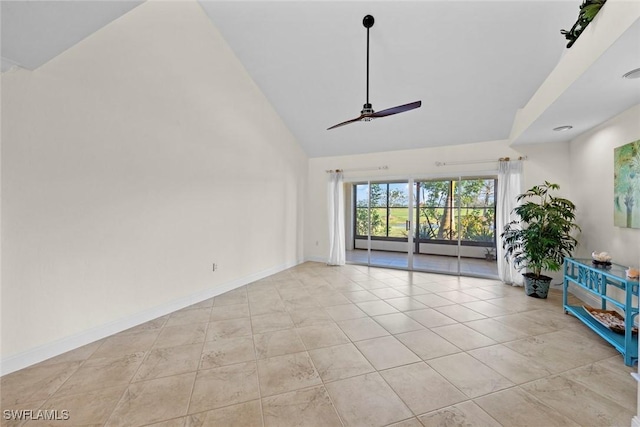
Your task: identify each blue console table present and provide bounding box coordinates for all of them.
[563,258,639,366]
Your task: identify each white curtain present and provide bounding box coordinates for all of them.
[327,171,346,266]
[497,160,524,286]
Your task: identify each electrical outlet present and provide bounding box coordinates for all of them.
[212,263,217,272]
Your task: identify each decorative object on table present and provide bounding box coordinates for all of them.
[626,267,640,280]
[591,251,612,267]
[614,140,640,229]
[582,305,638,335]
[501,182,580,298]
[561,0,607,48]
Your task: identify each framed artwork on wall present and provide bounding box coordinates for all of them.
[614,139,640,229]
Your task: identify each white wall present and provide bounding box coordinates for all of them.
[305,138,572,264]
[1,1,307,371]
[569,104,640,268]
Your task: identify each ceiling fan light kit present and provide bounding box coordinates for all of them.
[327,14,421,130]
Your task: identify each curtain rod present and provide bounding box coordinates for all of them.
[326,165,389,173]
[434,156,527,167]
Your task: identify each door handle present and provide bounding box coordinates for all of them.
[406,220,411,231]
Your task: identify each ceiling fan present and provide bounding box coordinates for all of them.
[328,15,422,130]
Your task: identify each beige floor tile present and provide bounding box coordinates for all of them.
[90,329,160,359]
[278,287,311,301]
[411,294,456,308]
[405,309,457,328]
[434,304,487,322]
[313,292,352,307]
[353,279,388,290]
[395,329,461,360]
[106,372,195,426]
[147,417,187,427]
[189,362,259,414]
[254,329,306,359]
[380,362,467,415]
[24,386,122,426]
[468,344,552,384]
[166,308,213,327]
[200,336,255,369]
[250,312,294,335]
[461,300,519,317]
[325,373,412,427]
[460,287,503,300]
[521,375,635,426]
[384,297,428,312]
[213,288,248,306]
[371,312,424,334]
[474,387,581,426]
[325,304,367,321]
[296,323,350,349]
[436,291,480,303]
[256,352,322,397]
[337,317,390,341]
[54,353,145,398]
[288,307,333,327]
[568,360,637,412]
[355,336,420,370]
[206,318,253,341]
[428,353,514,398]
[370,288,406,299]
[343,290,380,303]
[262,385,342,427]
[504,330,617,373]
[250,298,288,316]
[153,323,207,349]
[308,343,375,382]
[133,343,202,382]
[394,286,431,297]
[463,318,529,342]
[356,300,399,316]
[209,303,250,321]
[493,312,558,335]
[0,361,82,406]
[186,400,262,427]
[431,324,497,350]
[418,401,501,427]
[386,418,423,427]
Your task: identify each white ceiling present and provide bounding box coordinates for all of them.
[2,1,638,158]
[1,0,142,71]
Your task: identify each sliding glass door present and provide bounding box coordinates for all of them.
[349,181,413,270]
[346,176,498,279]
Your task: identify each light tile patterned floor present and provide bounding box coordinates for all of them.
[1,262,636,426]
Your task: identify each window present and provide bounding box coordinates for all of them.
[354,182,409,238]
[416,178,496,245]
[354,178,496,247]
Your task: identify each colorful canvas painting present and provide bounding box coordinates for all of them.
[614,140,640,229]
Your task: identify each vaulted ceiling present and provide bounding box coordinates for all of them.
[2,1,639,158]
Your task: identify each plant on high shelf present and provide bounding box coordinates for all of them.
[501,182,580,298]
[561,0,607,48]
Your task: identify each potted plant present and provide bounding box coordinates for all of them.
[501,182,580,298]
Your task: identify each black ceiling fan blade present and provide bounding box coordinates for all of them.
[327,115,365,130]
[370,101,422,118]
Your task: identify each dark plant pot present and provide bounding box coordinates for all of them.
[523,273,552,299]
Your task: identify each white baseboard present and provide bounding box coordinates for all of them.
[0,259,302,376]
[631,415,640,427]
